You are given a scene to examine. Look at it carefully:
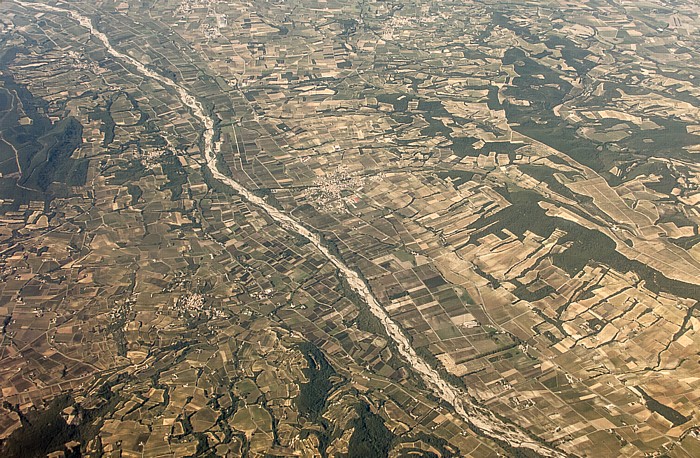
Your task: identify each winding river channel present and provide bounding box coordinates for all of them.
[17,1,567,456]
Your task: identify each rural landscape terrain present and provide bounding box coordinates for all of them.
[0,0,699,456]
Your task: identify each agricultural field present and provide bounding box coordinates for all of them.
[0,0,699,457]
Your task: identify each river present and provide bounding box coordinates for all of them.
[15,1,567,456]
